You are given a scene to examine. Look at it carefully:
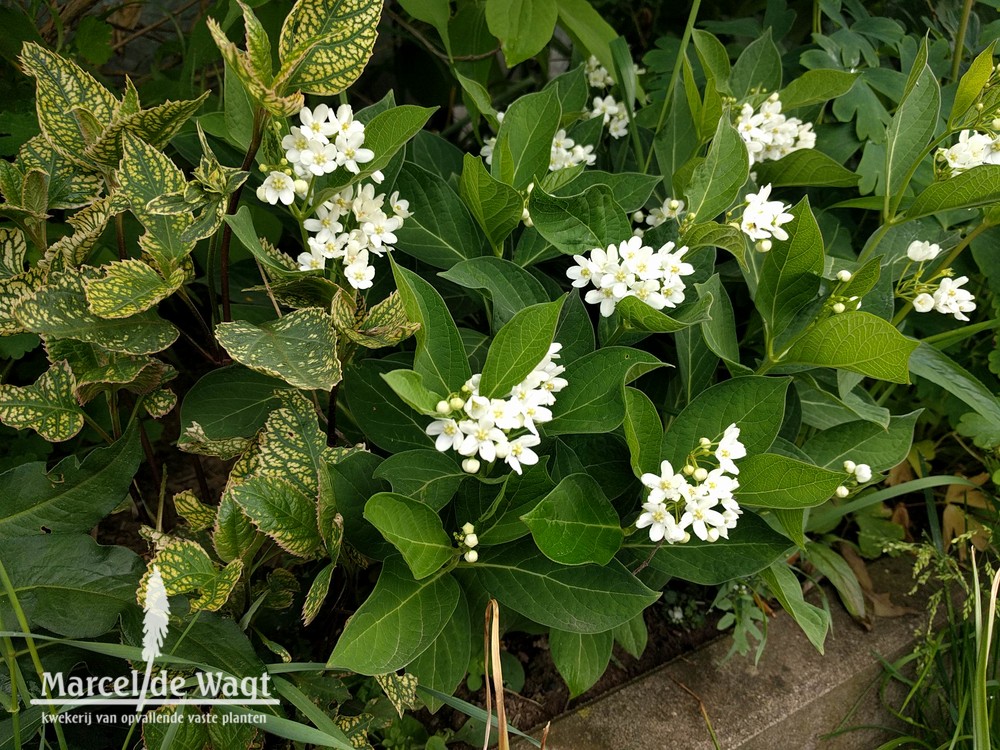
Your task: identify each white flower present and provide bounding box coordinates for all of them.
[590,95,620,125]
[636,500,686,543]
[362,215,400,249]
[303,203,344,243]
[641,460,690,505]
[913,293,935,313]
[937,130,1000,174]
[567,254,597,288]
[586,55,614,88]
[332,104,364,139]
[695,468,739,504]
[681,495,728,542]
[426,418,463,452]
[741,184,794,241]
[458,418,506,462]
[299,140,339,176]
[906,240,942,262]
[585,285,621,317]
[498,433,540,475]
[715,423,746,475]
[736,96,816,166]
[296,245,326,271]
[389,191,411,219]
[345,261,375,290]
[609,111,629,139]
[481,136,496,165]
[336,131,374,174]
[933,276,977,321]
[299,104,336,143]
[282,127,312,165]
[256,171,295,205]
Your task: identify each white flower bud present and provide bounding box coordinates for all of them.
[843,460,857,474]
[993,118,1000,130]
[913,293,935,313]
[854,464,872,483]
[464,533,479,548]
[681,532,691,543]
[832,302,846,314]
[668,199,681,210]
[632,210,645,223]
[706,528,720,542]
[461,522,475,535]
[683,464,695,476]
[436,400,451,415]
[462,458,480,474]
[464,549,479,563]
[693,467,709,482]
[756,239,772,253]
[449,396,465,411]
[835,485,850,498]
[977,102,985,110]
[836,270,852,283]
[699,437,712,447]
[293,179,309,196]
[493,441,509,459]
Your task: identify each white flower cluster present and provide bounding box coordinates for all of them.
[740,184,793,249]
[589,95,629,139]
[458,522,479,563]
[736,93,816,166]
[936,130,1000,174]
[637,425,747,544]
[425,344,566,475]
[905,241,977,321]
[296,185,411,290]
[566,236,694,317]
[585,55,614,89]
[481,115,596,172]
[835,460,872,497]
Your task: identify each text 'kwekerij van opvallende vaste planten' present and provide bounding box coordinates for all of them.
[0,0,999,747]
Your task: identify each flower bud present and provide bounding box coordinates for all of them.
[693,467,709,482]
[669,199,681,210]
[632,210,645,223]
[756,239,772,253]
[370,170,385,184]
[683,464,695,476]
[836,270,852,283]
[854,464,872,483]
[464,533,479,548]
[449,397,465,411]
[681,532,691,543]
[436,400,451,415]
[293,179,309,196]
[699,437,712,447]
[258,164,268,173]
[993,118,1000,130]
[832,302,846,314]
[835,485,850,498]
[493,441,509,459]
[462,458,480,474]
[977,102,985,110]
[461,522,475,535]
[464,549,479,563]
[843,460,857,474]
[706,528,720,542]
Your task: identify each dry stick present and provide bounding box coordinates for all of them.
[539,722,551,750]
[386,9,500,63]
[668,676,721,750]
[483,599,510,750]
[110,0,203,52]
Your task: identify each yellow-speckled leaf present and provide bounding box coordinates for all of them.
[216,307,341,391]
[334,714,375,750]
[227,473,325,557]
[276,0,381,96]
[14,267,179,355]
[84,259,186,318]
[255,568,299,610]
[0,228,27,279]
[17,136,102,210]
[213,494,262,562]
[0,360,85,441]
[345,291,419,349]
[178,422,252,460]
[374,672,419,717]
[239,0,274,84]
[330,287,357,331]
[144,388,177,418]
[19,43,118,166]
[44,337,175,403]
[43,194,118,271]
[0,265,47,335]
[302,562,334,625]
[173,490,216,531]
[137,540,244,612]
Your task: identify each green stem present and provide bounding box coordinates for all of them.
[953,0,976,83]
[885,131,955,221]
[813,0,822,36]
[0,619,21,750]
[857,220,895,264]
[81,412,114,445]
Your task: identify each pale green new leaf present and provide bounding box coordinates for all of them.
[381,369,444,415]
[486,0,557,67]
[0,360,85,442]
[364,493,454,579]
[949,42,996,127]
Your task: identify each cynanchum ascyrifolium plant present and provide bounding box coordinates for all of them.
[2,0,1000,744]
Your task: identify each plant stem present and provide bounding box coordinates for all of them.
[0,619,22,750]
[115,213,127,261]
[177,287,219,361]
[326,383,340,446]
[220,108,268,323]
[953,0,976,83]
[81,412,114,445]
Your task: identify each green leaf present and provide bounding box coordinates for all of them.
[691,30,731,94]
[142,706,210,750]
[805,542,866,621]
[612,613,647,659]
[342,290,420,349]
[802,411,920,472]
[613,292,713,336]
[553,0,618,78]
[213,495,262,563]
[391,261,471,397]
[459,153,524,251]
[216,308,341,391]
[140,539,244,612]
[224,206,298,276]
[344,359,434,454]
[950,41,996,127]
[327,557,459,674]
[752,150,860,188]
[623,387,662,478]
[0,361,84,442]
[760,562,829,654]
[381,369,445,415]
[479,299,564,398]
[458,539,658,633]
[408,589,470,712]
[685,116,749,222]
[553,171,661,213]
[237,0,273,84]
[83,259,186,319]
[521,473,622,565]
[782,312,917,384]
[17,135,101,210]
[398,0,452,50]
[736,454,844,509]
[729,28,781,99]
[885,40,939,199]
[681,221,747,270]
[491,87,561,189]
[277,0,381,95]
[373,450,465,511]
[486,0,557,67]
[906,165,1000,219]
[364,493,454,579]
[528,184,632,256]
[778,69,857,110]
[180,365,289,442]
[549,629,612,698]
[227,475,325,559]
[302,562,335,626]
[908,343,1000,424]
[0,534,143,638]
[0,423,139,539]
[546,347,663,435]
[392,162,487,269]
[660,376,789,468]
[438,256,548,330]
[0,228,26,279]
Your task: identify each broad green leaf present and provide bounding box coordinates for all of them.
[521,473,622,565]
[408,589,470,713]
[373,450,465,511]
[381,369,445,415]
[486,0,557,67]
[344,359,434,453]
[696,275,741,366]
[906,165,1000,219]
[612,293,713,337]
[752,150,860,188]
[549,629,612,698]
[392,162,487,269]
[475,463,554,545]
[0,423,139,539]
[950,41,997,127]
[778,69,857,110]
[691,30,731,94]
[736,454,844,509]
[439,256,548,329]
[805,542,866,621]
[908,343,1000,424]
[460,539,658,633]
[528,184,631,256]
[459,153,524,251]
[795,374,890,430]
[0,361,84,442]
[491,87,561,189]
[332,105,435,188]
[760,562,829,654]
[83,259,186,319]
[391,261,471,397]
[612,613,648,659]
[224,206,298,276]
[216,308,341,391]
[681,221,747,270]
[802,411,920,472]
[729,28,781,99]
[546,347,663,435]
[885,40,939,199]
[553,0,618,77]
[755,197,823,342]
[782,312,917,384]
[178,423,252,460]
[14,267,179,355]
[277,0,381,95]
[479,299,564,398]
[554,171,661,213]
[180,366,289,441]
[685,117,749,222]
[660,376,789,468]
[627,510,791,585]
[327,557,460,674]
[456,69,499,127]
[654,78,699,195]
[364,493,454,579]
[139,539,243,612]
[213,495,261,563]
[554,289,595,362]
[228,474,325,559]
[0,535,143,638]
[623,387,662,478]
[398,0,452,50]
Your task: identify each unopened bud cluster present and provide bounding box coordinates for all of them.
[835,459,873,498]
[457,522,479,563]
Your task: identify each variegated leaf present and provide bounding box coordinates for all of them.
[84,259,186,318]
[374,672,419,718]
[0,160,22,205]
[137,539,244,612]
[345,291,419,349]
[302,562,334,626]
[43,194,118,271]
[19,43,118,166]
[255,568,300,610]
[335,714,376,750]
[0,265,47,335]
[227,474,325,557]
[0,360,85,441]
[215,307,341,391]
[238,0,274,84]
[44,337,175,403]
[144,388,177,418]
[178,421,252,460]
[213,494,262,563]
[17,136,102,210]
[173,490,216,532]
[277,0,382,96]
[120,77,141,116]
[0,228,27,279]
[13,267,179,355]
